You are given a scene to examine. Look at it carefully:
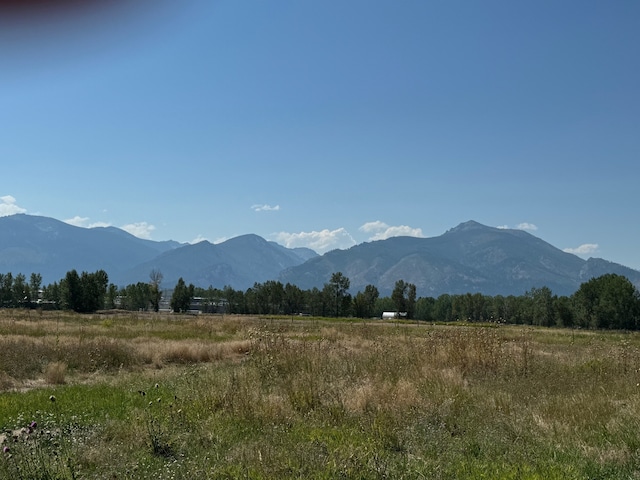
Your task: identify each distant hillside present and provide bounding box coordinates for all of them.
[0,214,180,284]
[279,221,640,297]
[118,234,318,290]
[1,214,639,297]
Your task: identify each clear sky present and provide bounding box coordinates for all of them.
[1,1,639,269]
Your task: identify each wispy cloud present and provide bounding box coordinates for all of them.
[64,216,110,228]
[359,221,424,241]
[64,216,89,227]
[517,222,538,231]
[272,228,356,254]
[0,195,27,216]
[121,222,156,240]
[359,221,388,233]
[563,243,599,256]
[251,204,280,212]
[497,222,538,231]
[64,215,156,239]
[189,234,209,244]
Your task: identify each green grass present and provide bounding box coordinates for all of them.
[2,310,640,478]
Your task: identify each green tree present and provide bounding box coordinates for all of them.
[307,287,326,317]
[249,281,284,314]
[415,296,435,321]
[526,286,555,327]
[42,281,61,308]
[391,280,417,318]
[573,274,640,329]
[284,282,304,315]
[223,285,244,314]
[433,294,453,321]
[120,282,153,311]
[106,284,118,310]
[0,273,9,307]
[80,270,108,313]
[149,269,164,312]
[324,272,351,317]
[407,283,417,319]
[353,284,379,318]
[171,277,194,313]
[59,269,108,313]
[554,295,574,328]
[29,273,42,304]
[62,270,81,311]
[13,273,28,307]
[391,280,407,313]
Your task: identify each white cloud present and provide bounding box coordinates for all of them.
[91,221,112,228]
[64,216,110,228]
[65,216,155,239]
[252,204,280,212]
[359,221,424,241]
[359,220,388,233]
[64,216,90,227]
[120,222,156,239]
[0,195,27,216]
[563,243,599,256]
[496,223,538,231]
[190,234,209,244]
[517,222,538,231]
[272,228,356,253]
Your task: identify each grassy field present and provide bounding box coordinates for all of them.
[1,310,640,479]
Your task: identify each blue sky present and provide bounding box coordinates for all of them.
[1,1,639,269]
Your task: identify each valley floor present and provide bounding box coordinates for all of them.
[1,310,640,479]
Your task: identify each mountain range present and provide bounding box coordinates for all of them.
[280,220,640,296]
[1,214,639,297]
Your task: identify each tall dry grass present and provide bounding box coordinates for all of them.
[2,311,640,478]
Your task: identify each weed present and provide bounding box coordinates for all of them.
[44,362,67,385]
[2,311,640,478]
[0,398,86,480]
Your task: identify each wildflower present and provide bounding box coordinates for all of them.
[49,395,56,403]
[155,383,160,389]
[29,421,37,430]
[2,446,9,454]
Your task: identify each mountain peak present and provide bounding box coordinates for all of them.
[446,220,489,234]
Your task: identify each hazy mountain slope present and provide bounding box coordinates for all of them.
[279,221,640,296]
[0,214,180,284]
[2,214,638,297]
[579,258,640,284]
[118,234,318,289]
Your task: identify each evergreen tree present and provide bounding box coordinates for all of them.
[171,277,194,313]
[353,284,379,318]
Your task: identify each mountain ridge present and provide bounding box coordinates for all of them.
[279,222,640,296]
[1,214,638,296]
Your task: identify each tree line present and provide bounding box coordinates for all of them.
[1,269,639,330]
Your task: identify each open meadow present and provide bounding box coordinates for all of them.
[1,309,640,479]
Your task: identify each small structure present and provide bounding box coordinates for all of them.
[381,311,408,320]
